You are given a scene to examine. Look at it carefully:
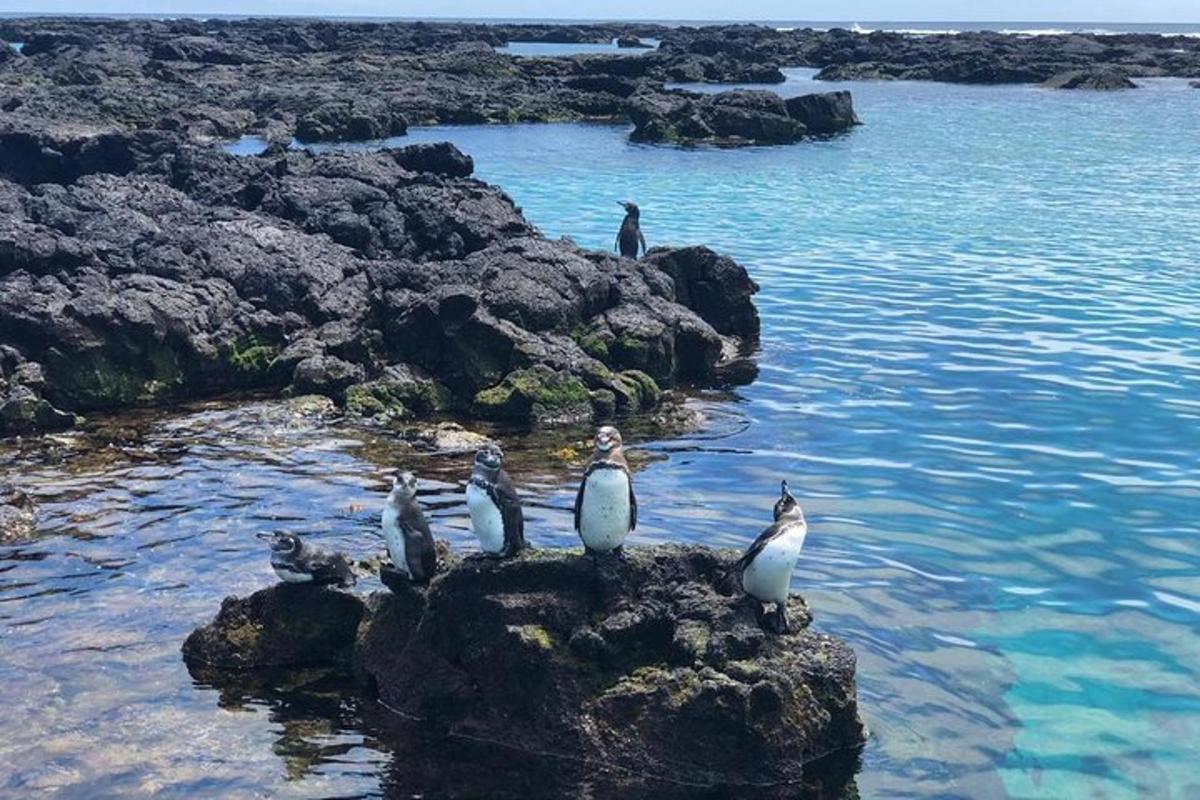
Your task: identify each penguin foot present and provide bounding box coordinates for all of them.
[767,604,791,635]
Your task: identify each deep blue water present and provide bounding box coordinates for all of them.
[4,70,1200,797]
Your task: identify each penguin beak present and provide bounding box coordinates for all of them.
[255,531,273,541]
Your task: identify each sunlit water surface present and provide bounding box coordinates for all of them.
[4,70,1200,798]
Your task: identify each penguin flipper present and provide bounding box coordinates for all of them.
[400,505,436,583]
[628,475,637,531]
[492,469,526,556]
[740,521,786,572]
[638,229,646,257]
[573,472,586,532]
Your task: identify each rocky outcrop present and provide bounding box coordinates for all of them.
[0,131,760,434]
[655,26,1200,85]
[183,545,865,788]
[1042,68,1138,90]
[629,88,859,146]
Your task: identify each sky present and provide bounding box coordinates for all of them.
[4,0,1198,22]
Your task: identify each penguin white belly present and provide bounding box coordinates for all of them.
[271,558,313,583]
[466,482,505,554]
[381,506,409,575]
[742,529,807,604]
[579,468,631,552]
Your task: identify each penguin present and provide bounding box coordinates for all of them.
[465,443,525,557]
[573,425,637,555]
[615,201,646,259]
[381,470,438,585]
[257,532,356,588]
[725,481,808,634]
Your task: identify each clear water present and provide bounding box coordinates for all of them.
[7,70,1200,798]
[496,37,658,57]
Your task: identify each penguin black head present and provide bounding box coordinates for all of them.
[595,425,623,453]
[618,201,640,218]
[258,531,302,556]
[391,470,419,501]
[773,480,804,522]
[474,443,505,472]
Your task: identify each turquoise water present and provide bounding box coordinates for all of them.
[3,70,1199,797]
[393,71,1200,796]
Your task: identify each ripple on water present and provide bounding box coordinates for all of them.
[7,75,1200,797]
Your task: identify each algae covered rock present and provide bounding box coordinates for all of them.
[184,545,864,787]
[472,365,593,425]
[183,583,365,669]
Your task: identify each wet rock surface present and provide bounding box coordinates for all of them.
[184,545,865,788]
[0,481,36,540]
[1042,67,1138,90]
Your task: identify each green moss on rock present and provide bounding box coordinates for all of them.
[344,370,448,423]
[571,324,611,361]
[613,370,662,413]
[472,365,591,424]
[49,343,184,409]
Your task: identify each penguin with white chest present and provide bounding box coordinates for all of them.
[381,471,437,585]
[465,443,525,558]
[573,426,637,555]
[257,531,356,588]
[726,481,808,634]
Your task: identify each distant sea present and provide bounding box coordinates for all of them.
[0,12,1198,36]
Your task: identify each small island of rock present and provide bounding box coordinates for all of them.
[183,544,865,791]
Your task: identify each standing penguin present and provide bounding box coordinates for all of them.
[465,443,526,558]
[573,425,637,555]
[615,201,646,259]
[725,481,808,634]
[257,532,356,588]
[381,471,438,585]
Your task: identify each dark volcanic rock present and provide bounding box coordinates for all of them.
[0,131,759,433]
[183,583,366,669]
[184,545,865,787]
[629,88,858,146]
[1042,67,1138,90]
[785,90,860,133]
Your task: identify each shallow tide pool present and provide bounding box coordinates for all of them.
[5,70,1200,798]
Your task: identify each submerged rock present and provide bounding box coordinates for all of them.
[1042,68,1138,90]
[183,545,865,787]
[0,482,36,540]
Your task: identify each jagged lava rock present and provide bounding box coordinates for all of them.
[184,545,865,786]
[0,134,760,433]
[629,88,859,146]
